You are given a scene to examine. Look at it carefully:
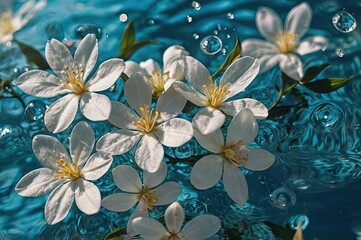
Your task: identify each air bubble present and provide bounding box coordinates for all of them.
[213,30,218,35]
[227,12,235,19]
[332,11,357,33]
[226,34,231,38]
[191,1,201,11]
[200,35,222,55]
[24,100,46,122]
[75,24,102,39]
[192,33,199,39]
[148,19,155,25]
[335,48,345,57]
[186,15,192,23]
[269,186,297,209]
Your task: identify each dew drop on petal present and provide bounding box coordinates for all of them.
[45,22,64,41]
[332,10,357,33]
[286,214,309,230]
[191,1,201,11]
[24,100,46,122]
[75,24,102,39]
[192,33,199,39]
[335,47,345,57]
[200,35,222,55]
[227,12,234,19]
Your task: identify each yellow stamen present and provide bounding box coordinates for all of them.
[61,65,87,95]
[132,105,159,133]
[203,77,230,108]
[53,158,81,181]
[148,70,169,97]
[273,31,299,54]
[222,142,249,167]
[0,12,14,36]
[138,188,158,210]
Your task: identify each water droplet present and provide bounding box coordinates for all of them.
[213,30,218,35]
[3,99,23,117]
[75,24,102,39]
[217,24,222,31]
[227,12,235,19]
[355,123,360,129]
[332,11,357,33]
[310,103,343,133]
[148,19,155,25]
[191,1,201,10]
[183,198,207,216]
[5,41,12,47]
[45,22,64,41]
[200,35,222,55]
[186,15,192,23]
[0,124,23,143]
[286,214,309,230]
[226,34,231,39]
[119,13,128,22]
[80,229,87,235]
[335,48,345,57]
[192,33,199,39]
[221,48,226,55]
[269,186,297,209]
[24,100,46,122]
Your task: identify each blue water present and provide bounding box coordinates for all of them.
[1,0,361,239]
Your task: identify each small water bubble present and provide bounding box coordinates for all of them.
[183,198,208,216]
[200,35,222,55]
[227,12,234,19]
[45,22,64,41]
[186,15,193,23]
[24,100,46,122]
[192,33,199,39]
[148,19,155,25]
[5,41,12,47]
[75,2,85,11]
[75,24,102,39]
[80,229,87,235]
[217,24,222,31]
[310,103,343,133]
[119,13,128,22]
[213,30,218,35]
[335,48,345,57]
[332,11,357,33]
[355,123,360,129]
[226,34,231,39]
[286,214,309,230]
[191,1,201,10]
[269,186,297,209]
[221,48,226,55]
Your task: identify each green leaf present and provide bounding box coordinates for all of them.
[121,39,159,60]
[301,63,331,83]
[301,76,354,93]
[264,221,295,240]
[14,40,50,70]
[120,20,136,55]
[212,37,242,78]
[281,71,299,85]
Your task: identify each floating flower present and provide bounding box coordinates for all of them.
[242,2,328,80]
[15,121,113,225]
[17,34,125,133]
[173,56,268,135]
[132,201,221,240]
[0,0,47,43]
[102,162,181,236]
[96,72,193,173]
[190,109,275,205]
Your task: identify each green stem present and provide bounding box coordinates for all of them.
[268,78,285,111]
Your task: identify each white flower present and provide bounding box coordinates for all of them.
[101,162,181,236]
[96,72,193,173]
[242,2,328,80]
[173,55,268,135]
[0,0,46,43]
[15,121,113,225]
[17,34,125,133]
[190,109,275,205]
[132,202,221,240]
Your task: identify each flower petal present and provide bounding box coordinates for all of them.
[69,121,94,167]
[135,135,164,173]
[193,128,223,153]
[124,72,152,114]
[256,7,283,41]
[168,60,186,81]
[74,34,98,80]
[244,149,275,171]
[296,36,328,56]
[152,181,182,205]
[16,70,68,97]
[12,0,46,30]
[192,107,225,135]
[131,217,169,239]
[156,86,187,122]
[45,181,75,225]
[101,193,139,212]
[163,45,189,72]
[242,39,278,58]
[155,118,193,147]
[165,202,185,233]
[143,161,167,189]
[223,161,248,205]
[45,38,73,76]
[279,54,303,81]
[124,61,148,77]
[127,201,149,236]
[15,168,62,197]
[79,92,111,121]
[184,56,211,94]
[87,58,125,92]
[181,215,221,240]
[112,165,142,192]
[285,2,312,38]
[81,152,113,180]
[96,129,140,155]
[221,98,268,119]
[257,54,283,74]
[139,59,161,75]
[190,155,223,190]
[221,56,260,99]
[226,108,258,146]
[32,134,70,169]
[172,81,206,106]
[74,179,100,215]
[44,94,79,133]
[108,101,138,130]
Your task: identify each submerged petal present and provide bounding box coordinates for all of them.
[79,92,111,121]
[190,155,223,190]
[74,179,101,215]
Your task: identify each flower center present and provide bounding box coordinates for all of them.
[148,70,169,97]
[0,12,14,36]
[53,158,81,181]
[222,143,249,167]
[139,188,158,210]
[132,105,159,133]
[61,65,87,95]
[162,232,184,240]
[273,31,299,54]
[203,77,230,108]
